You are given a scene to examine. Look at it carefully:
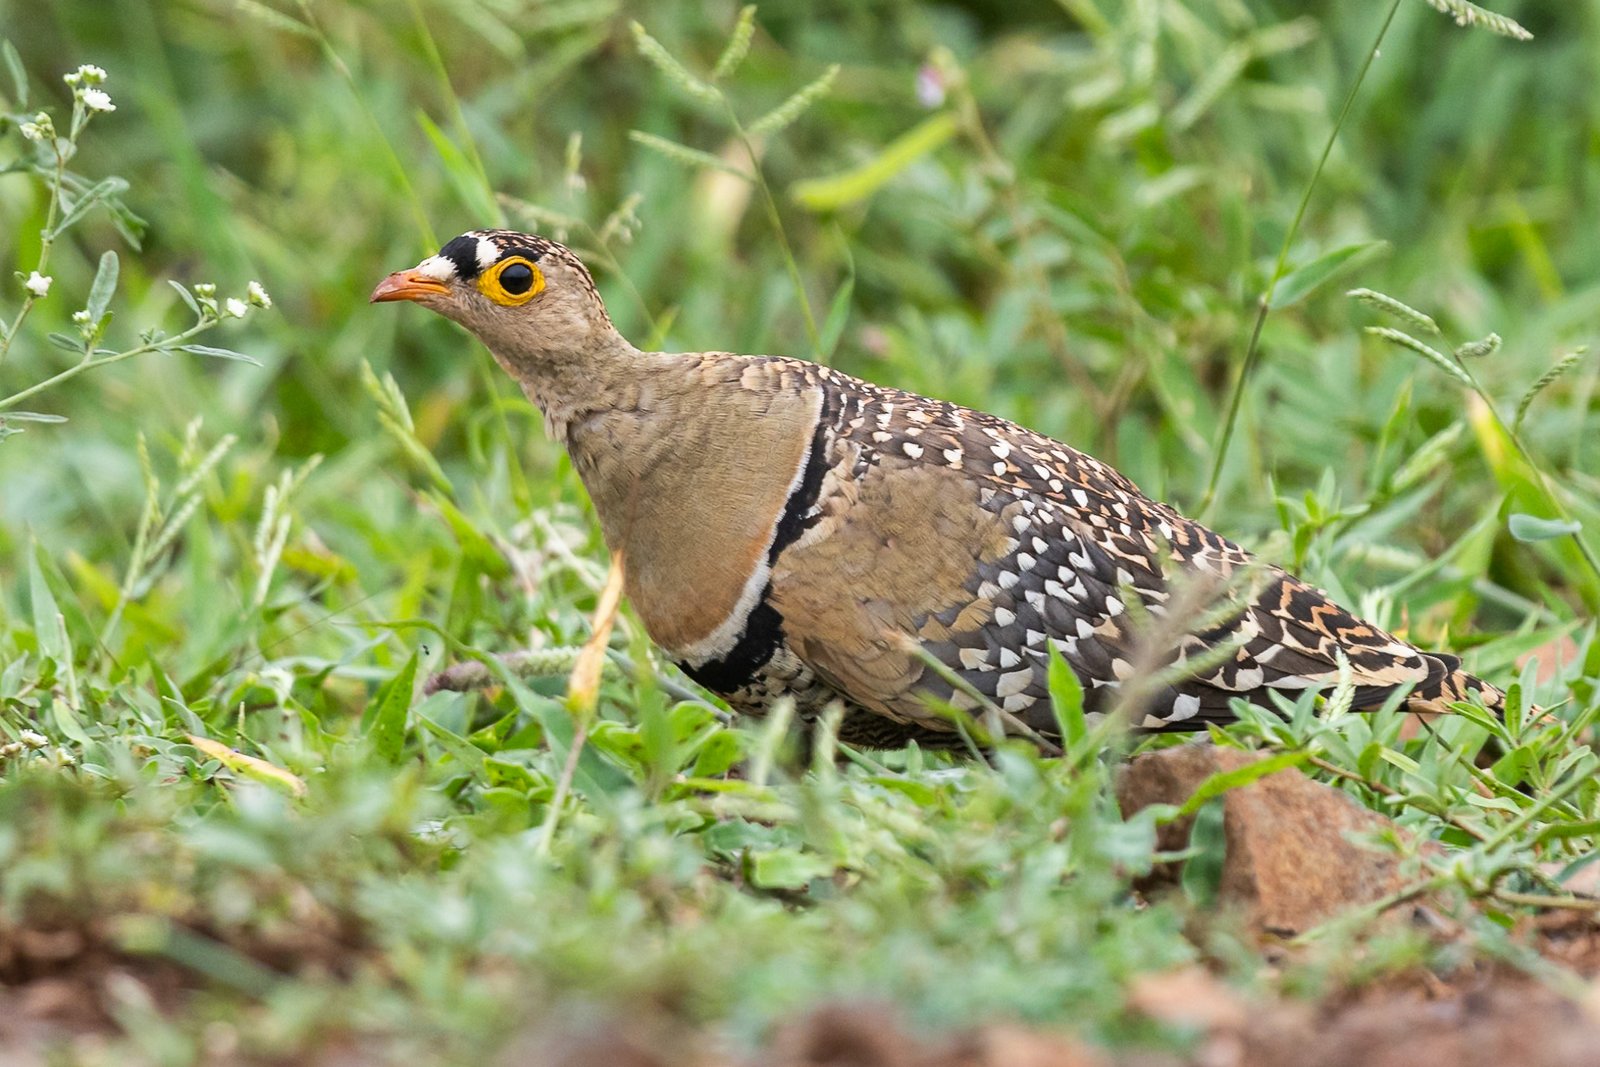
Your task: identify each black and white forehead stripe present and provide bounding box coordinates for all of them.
[410,230,612,320]
[413,230,561,284]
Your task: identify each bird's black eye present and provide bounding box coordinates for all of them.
[478,255,544,306]
[500,262,534,295]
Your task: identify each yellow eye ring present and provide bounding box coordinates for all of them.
[478,256,545,307]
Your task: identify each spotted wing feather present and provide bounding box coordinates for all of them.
[767,367,1499,739]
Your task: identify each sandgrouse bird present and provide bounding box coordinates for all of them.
[373,229,1504,749]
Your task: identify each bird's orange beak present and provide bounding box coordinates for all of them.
[370,269,450,304]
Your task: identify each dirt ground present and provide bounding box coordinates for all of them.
[8,748,1600,1066]
[8,897,1600,1067]
[511,932,1600,1067]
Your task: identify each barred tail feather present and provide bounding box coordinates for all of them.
[1404,652,1507,716]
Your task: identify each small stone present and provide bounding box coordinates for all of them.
[1116,745,1413,935]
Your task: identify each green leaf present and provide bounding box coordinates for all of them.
[28,542,66,665]
[482,658,629,798]
[1047,647,1087,751]
[365,652,418,763]
[31,541,95,657]
[147,654,187,723]
[87,250,118,323]
[1179,799,1227,907]
[1508,513,1581,542]
[870,775,939,805]
[588,720,646,770]
[1167,750,1308,820]
[1490,744,1534,788]
[178,344,262,366]
[1356,740,1383,781]
[1271,240,1387,308]
[51,693,93,747]
[168,280,201,316]
[484,756,551,796]
[1377,747,1421,774]
[46,176,130,239]
[1,39,26,108]
[745,847,834,890]
[791,112,959,211]
[691,724,742,778]
[1,411,65,423]
[417,712,488,774]
[702,819,784,858]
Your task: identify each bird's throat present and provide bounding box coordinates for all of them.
[494,334,646,444]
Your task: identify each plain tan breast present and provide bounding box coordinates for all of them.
[567,356,823,658]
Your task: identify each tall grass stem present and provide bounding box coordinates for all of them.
[1199,0,1404,518]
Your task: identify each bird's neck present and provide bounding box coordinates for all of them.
[497,330,649,443]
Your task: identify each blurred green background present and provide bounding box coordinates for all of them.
[2,0,1597,673]
[4,2,1600,1058]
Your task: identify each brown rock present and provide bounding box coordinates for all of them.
[768,1004,1109,1067]
[1115,745,1412,935]
[946,1023,1109,1067]
[769,1004,917,1067]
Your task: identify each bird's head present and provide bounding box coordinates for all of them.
[371,230,625,371]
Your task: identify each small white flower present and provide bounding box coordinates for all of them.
[246,280,272,309]
[194,283,217,298]
[19,730,49,749]
[63,64,106,87]
[225,297,248,318]
[24,272,52,298]
[79,88,115,113]
[22,112,55,142]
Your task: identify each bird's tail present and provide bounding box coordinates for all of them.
[1406,652,1508,717]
